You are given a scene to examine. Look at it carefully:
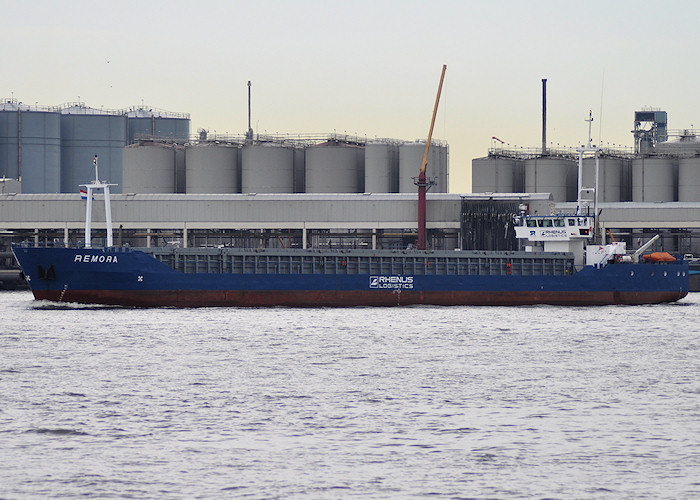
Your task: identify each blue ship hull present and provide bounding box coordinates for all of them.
[12,246,690,307]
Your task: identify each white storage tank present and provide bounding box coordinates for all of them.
[679,157,700,202]
[581,157,622,202]
[654,137,700,156]
[472,157,522,193]
[398,142,423,193]
[398,142,443,193]
[175,146,186,193]
[632,157,675,202]
[186,143,239,193]
[433,144,449,193]
[364,142,398,193]
[123,143,178,193]
[305,142,364,193]
[525,157,576,202]
[241,143,294,193]
[293,146,305,193]
[620,158,633,201]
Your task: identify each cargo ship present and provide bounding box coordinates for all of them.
[10,68,691,307]
[11,240,689,307]
[10,152,690,308]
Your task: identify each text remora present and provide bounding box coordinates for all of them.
[74,254,119,264]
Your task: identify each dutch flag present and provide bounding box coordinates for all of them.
[80,188,93,200]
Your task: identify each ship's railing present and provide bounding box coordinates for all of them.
[13,241,135,252]
[487,145,635,159]
[145,248,574,277]
[133,132,448,148]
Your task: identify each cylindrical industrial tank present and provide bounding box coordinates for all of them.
[620,158,633,201]
[0,107,23,180]
[241,143,294,193]
[513,157,524,192]
[122,143,177,193]
[471,157,522,193]
[655,138,700,156]
[364,142,398,193]
[0,108,61,193]
[60,108,127,193]
[186,143,240,193]
[581,157,622,202]
[433,144,449,193]
[305,142,364,193]
[679,157,700,202]
[398,142,445,193]
[524,157,576,202]
[293,147,305,193]
[127,111,190,143]
[175,146,186,193]
[632,157,675,202]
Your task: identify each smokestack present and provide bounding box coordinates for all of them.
[246,81,253,141]
[542,78,547,155]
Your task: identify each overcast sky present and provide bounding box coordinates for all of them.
[3,0,699,192]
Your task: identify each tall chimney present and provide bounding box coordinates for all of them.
[246,81,253,140]
[542,78,547,155]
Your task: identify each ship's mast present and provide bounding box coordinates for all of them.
[81,155,116,248]
[416,64,446,250]
[576,110,600,219]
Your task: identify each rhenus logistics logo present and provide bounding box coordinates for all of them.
[369,275,414,290]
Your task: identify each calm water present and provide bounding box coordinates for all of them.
[1,291,699,499]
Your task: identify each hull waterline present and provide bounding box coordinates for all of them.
[31,288,688,308]
[15,246,689,308]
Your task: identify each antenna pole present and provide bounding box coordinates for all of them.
[542,78,547,155]
[598,71,604,146]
